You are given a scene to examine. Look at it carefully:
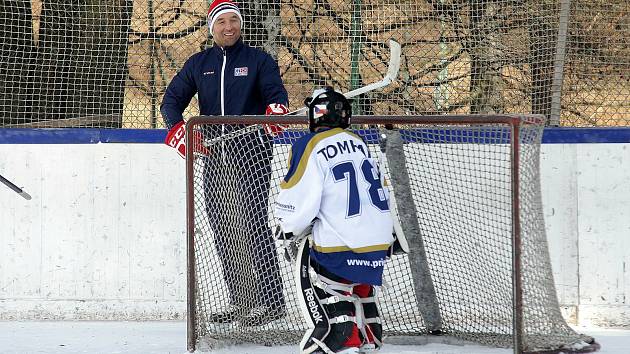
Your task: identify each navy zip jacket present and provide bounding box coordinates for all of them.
[160,38,288,130]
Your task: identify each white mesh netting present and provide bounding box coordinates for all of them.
[187,115,598,353]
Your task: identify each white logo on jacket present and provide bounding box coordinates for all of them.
[234,67,248,76]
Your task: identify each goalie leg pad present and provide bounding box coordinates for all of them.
[295,240,360,353]
[296,239,330,354]
[354,284,383,351]
[312,264,360,352]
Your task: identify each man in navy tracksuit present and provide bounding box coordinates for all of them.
[161,0,288,326]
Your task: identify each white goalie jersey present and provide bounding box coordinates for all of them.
[275,127,394,285]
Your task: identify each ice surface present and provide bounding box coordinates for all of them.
[0,321,627,354]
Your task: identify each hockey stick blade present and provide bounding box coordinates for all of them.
[0,173,32,200]
[287,39,402,116]
[342,39,401,99]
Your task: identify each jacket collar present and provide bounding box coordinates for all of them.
[214,37,244,54]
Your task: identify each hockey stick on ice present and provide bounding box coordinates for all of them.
[0,173,32,200]
[287,39,402,116]
[376,133,409,255]
[376,129,443,332]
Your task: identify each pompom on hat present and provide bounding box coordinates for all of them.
[207,0,243,33]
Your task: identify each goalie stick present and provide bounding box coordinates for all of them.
[0,173,32,200]
[376,132,409,255]
[287,39,402,116]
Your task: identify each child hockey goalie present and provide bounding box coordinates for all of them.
[275,87,394,353]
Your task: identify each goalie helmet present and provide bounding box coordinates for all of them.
[305,87,352,132]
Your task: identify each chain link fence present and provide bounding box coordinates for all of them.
[0,0,628,128]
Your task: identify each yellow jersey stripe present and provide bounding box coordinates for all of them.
[280,128,346,189]
[312,243,391,253]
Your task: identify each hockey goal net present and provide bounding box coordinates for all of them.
[184,114,598,353]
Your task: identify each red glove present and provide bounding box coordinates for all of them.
[263,103,289,136]
[164,121,208,159]
[265,103,289,115]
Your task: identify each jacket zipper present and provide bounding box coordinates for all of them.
[220,48,227,163]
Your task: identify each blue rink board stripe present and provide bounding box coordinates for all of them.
[541,127,630,143]
[0,129,167,144]
[1,127,630,144]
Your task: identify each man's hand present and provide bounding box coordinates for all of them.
[164,121,209,159]
[263,103,289,136]
[266,103,289,115]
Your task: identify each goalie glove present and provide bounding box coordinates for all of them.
[274,223,312,262]
[263,103,289,136]
[164,121,209,159]
[387,214,410,257]
[388,233,409,257]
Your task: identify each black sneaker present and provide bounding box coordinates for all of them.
[207,305,246,323]
[240,305,286,326]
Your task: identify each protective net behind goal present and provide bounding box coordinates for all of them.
[185,115,598,353]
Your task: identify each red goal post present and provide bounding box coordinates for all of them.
[184,114,599,354]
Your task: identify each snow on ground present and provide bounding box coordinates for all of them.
[0,321,627,354]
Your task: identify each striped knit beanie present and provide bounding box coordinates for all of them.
[207,0,243,33]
